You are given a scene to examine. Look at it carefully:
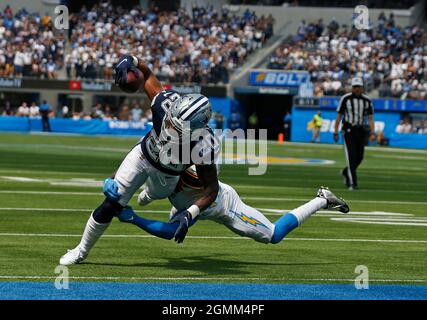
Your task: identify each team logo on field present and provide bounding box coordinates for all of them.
[232,210,268,228]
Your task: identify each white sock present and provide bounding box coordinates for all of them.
[78,213,110,254]
[137,190,153,207]
[290,198,327,226]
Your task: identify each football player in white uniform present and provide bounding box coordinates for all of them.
[59,55,220,265]
[113,165,349,244]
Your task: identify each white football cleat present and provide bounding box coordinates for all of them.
[317,186,350,213]
[59,246,87,265]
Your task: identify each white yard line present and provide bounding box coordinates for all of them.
[0,190,426,205]
[235,184,427,194]
[0,275,425,283]
[0,232,425,243]
[2,176,426,195]
[0,207,168,214]
[0,143,129,153]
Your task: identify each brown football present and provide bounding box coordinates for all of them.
[119,69,144,93]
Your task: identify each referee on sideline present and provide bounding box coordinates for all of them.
[333,77,375,190]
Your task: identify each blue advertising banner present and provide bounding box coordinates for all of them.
[290,107,401,145]
[249,70,310,87]
[0,117,152,136]
[316,96,427,113]
[389,133,427,149]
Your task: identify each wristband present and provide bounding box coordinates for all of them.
[187,205,200,219]
[131,55,138,66]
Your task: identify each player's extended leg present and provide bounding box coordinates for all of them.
[59,145,149,265]
[117,207,197,240]
[271,187,348,243]
[221,187,348,244]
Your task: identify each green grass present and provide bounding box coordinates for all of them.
[0,132,426,284]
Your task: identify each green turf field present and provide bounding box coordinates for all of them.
[0,132,426,285]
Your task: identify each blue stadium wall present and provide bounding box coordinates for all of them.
[0,97,234,136]
[291,97,427,149]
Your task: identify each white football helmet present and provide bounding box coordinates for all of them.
[160,94,212,144]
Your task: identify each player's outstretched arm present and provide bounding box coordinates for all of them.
[168,164,218,243]
[135,58,164,101]
[193,164,219,216]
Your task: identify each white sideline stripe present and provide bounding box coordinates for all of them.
[331,219,427,227]
[332,217,427,222]
[0,275,425,283]
[343,138,354,186]
[1,190,426,205]
[3,176,426,195]
[0,232,426,243]
[3,140,427,155]
[0,143,129,153]
[0,208,421,221]
[0,190,101,195]
[0,208,169,214]
[235,185,427,194]
[0,207,415,217]
[241,197,427,205]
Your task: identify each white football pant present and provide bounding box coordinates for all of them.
[115,144,180,206]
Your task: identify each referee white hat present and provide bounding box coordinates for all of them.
[351,77,364,87]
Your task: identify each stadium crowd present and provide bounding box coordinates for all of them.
[66,1,275,84]
[0,5,64,78]
[268,13,427,99]
[2,98,152,123]
[395,118,427,134]
[230,0,417,9]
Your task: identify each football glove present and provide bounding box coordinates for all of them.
[103,178,120,202]
[169,209,192,243]
[114,55,139,87]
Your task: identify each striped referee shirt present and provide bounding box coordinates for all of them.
[337,93,374,127]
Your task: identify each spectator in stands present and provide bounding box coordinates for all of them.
[395,119,413,133]
[144,108,153,122]
[268,17,427,97]
[67,1,272,84]
[46,57,57,79]
[103,105,114,120]
[4,5,12,17]
[91,103,104,119]
[29,102,40,117]
[60,104,69,118]
[119,105,131,121]
[131,104,143,122]
[17,102,29,117]
[416,120,426,134]
[1,101,13,116]
[0,8,64,79]
[13,45,25,78]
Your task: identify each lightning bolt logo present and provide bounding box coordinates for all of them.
[232,210,268,228]
[255,72,266,82]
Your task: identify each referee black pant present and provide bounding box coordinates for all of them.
[342,126,366,187]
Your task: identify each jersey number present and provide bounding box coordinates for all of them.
[161,92,180,113]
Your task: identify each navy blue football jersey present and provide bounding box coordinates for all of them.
[141,90,219,175]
